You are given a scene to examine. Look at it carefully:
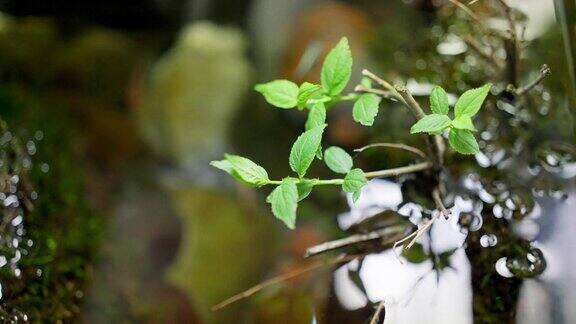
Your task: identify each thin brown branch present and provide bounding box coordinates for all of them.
[354,85,395,99]
[432,188,451,219]
[514,64,551,96]
[211,254,359,311]
[370,300,386,324]
[395,85,444,166]
[364,162,432,179]
[361,69,407,105]
[304,225,411,258]
[461,35,505,70]
[406,216,439,249]
[354,143,428,160]
[360,71,444,166]
[446,0,510,40]
[394,85,427,120]
[447,0,484,25]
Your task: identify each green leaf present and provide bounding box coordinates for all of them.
[360,77,372,88]
[448,129,480,154]
[266,178,298,229]
[255,80,299,109]
[353,94,381,126]
[454,83,492,118]
[343,168,367,202]
[324,146,353,174]
[296,179,315,201]
[321,37,352,96]
[289,124,326,178]
[305,102,326,131]
[210,160,244,182]
[297,82,322,109]
[429,86,449,115]
[451,116,476,131]
[410,114,452,134]
[402,243,428,263]
[223,154,269,186]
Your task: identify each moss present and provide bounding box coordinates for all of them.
[0,103,104,321]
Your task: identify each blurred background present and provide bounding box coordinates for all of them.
[0,0,574,323]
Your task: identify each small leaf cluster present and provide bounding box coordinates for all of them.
[211,142,366,229]
[410,84,492,154]
[254,37,382,127]
[212,37,493,229]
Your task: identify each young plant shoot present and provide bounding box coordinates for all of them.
[211,37,491,229]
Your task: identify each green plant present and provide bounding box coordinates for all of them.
[211,37,491,229]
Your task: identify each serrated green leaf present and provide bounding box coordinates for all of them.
[451,116,476,131]
[454,83,492,118]
[210,159,233,173]
[255,80,299,109]
[210,160,244,182]
[224,154,269,186]
[448,128,479,154]
[267,178,298,229]
[429,86,449,115]
[410,114,452,134]
[321,37,352,96]
[296,179,315,201]
[343,168,367,202]
[305,102,326,131]
[304,103,326,159]
[353,94,381,126]
[289,124,326,178]
[324,146,353,174]
[297,82,322,109]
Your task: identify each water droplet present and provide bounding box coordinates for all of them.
[26,140,36,155]
[11,215,23,226]
[40,163,49,173]
[480,234,498,247]
[34,130,44,141]
[495,257,514,278]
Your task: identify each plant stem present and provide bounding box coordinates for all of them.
[361,69,407,105]
[394,85,427,119]
[338,93,358,101]
[394,85,445,166]
[370,301,386,324]
[514,64,551,96]
[363,162,431,178]
[211,253,360,311]
[354,142,428,159]
[304,225,410,258]
[266,162,431,186]
[461,35,505,70]
[354,85,395,99]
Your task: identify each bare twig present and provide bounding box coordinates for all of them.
[461,35,505,70]
[406,216,438,249]
[304,225,411,258]
[496,0,520,85]
[370,300,386,324]
[446,0,510,40]
[361,69,407,105]
[395,85,444,166]
[447,0,484,25]
[395,213,445,258]
[354,142,428,160]
[354,85,395,99]
[432,188,451,219]
[364,162,432,178]
[514,64,551,96]
[211,254,359,311]
[394,85,427,120]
